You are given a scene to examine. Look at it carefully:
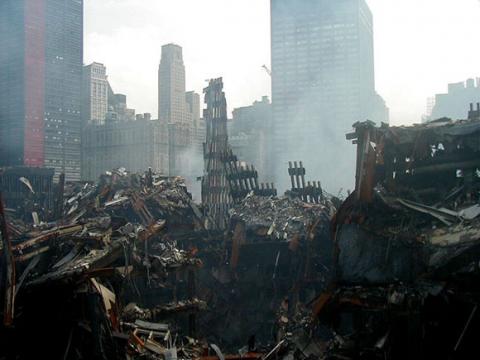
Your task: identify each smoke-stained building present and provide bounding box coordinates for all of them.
[229,96,271,181]
[81,118,169,181]
[0,0,83,181]
[270,0,388,193]
[81,83,145,181]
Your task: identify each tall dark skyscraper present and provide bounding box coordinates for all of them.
[270,0,388,193]
[0,0,83,181]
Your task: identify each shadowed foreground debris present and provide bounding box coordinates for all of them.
[256,118,480,360]
[1,169,207,359]
[3,115,480,360]
[0,165,334,359]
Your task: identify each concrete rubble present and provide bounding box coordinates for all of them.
[0,162,336,359]
[2,114,480,359]
[255,117,480,360]
[1,168,207,359]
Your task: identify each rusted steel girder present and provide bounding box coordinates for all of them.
[12,224,83,252]
[0,192,16,326]
[347,121,378,203]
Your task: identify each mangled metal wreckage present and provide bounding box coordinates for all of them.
[0,77,336,360]
[3,87,480,360]
[198,78,335,351]
[192,116,480,360]
[231,117,480,360]
[305,118,480,360]
[0,165,335,359]
[0,169,209,359]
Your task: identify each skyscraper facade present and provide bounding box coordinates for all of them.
[0,0,83,181]
[158,43,201,182]
[158,44,190,125]
[270,0,388,193]
[82,62,108,125]
[185,90,204,153]
[185,91,200,127]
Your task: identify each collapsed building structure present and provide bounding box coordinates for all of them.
[199,78,333,349]
[3,82,480,359]
[0,163,334,359]
[0,167,56,219]
[1,169,207,359]
[293,117,480,360]
[202,78,277,230]
[0,78,334,360]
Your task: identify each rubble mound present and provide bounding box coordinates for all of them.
[229,194,335,241]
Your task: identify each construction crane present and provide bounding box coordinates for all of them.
[261,64,272,77]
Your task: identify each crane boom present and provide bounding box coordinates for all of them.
[261,64,272,77]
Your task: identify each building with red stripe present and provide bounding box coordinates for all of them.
[0,0,83,181]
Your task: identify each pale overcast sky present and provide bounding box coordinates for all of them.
[85,0,480,126]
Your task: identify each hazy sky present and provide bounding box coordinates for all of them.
[85,0,480,126]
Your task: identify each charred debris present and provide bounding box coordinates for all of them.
[0,166,334,360]
[2,89,480,359]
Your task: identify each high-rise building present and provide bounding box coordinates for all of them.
[185,91,200,126]
[186,90,204,155]
[158,44,190,125]
[0,0,84,181]
[82,62,108,125]
[158,44,200,181]
[186,91,203,150]
[270,0,388,193]
[185,90,205,199]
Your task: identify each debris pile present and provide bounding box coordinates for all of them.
[280,118,480,360]
[0,167,55,222]
[63,168,201,229]
[195,193,335,350]
[1,169,205,359]
[229,193,335,242]
[5,116,480,359]
[1,166,337,359]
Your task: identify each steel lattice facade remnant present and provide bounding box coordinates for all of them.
[202,78,232,230]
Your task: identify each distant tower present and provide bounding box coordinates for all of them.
[185,91,201,126]
[82,62,108,125]
[158,44,190,124]
[158,43,198,177]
